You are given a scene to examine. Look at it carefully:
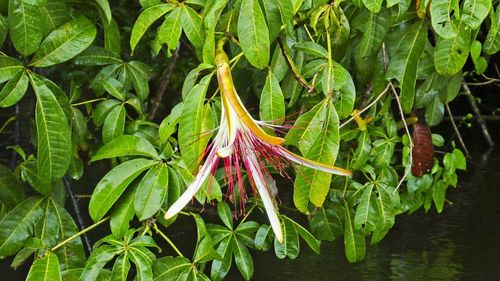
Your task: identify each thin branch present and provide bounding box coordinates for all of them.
[278,38,316,94]
[445,103,470,158]
[51,217,110,252]
[63,177,92,253]
[153,223,184,257]
[149,47,180,120]
[463,84,495,147]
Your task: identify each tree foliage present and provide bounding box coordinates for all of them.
[1,0,493,279]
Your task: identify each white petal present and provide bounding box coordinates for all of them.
[279,148,352,176]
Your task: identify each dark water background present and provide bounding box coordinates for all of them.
[1,126,499,281]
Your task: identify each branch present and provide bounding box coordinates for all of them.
[63,177,92,253]
[463,84,495,147]
[51,217,110,252]
[278,38,316,94]
[445,103,470,158]
[149,47,180,120]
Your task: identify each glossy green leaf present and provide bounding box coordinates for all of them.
[153,256,192,281]
[8,0,43,56]
[371,186,396,244]
[210,236,234,281]
[284,216,321,254]
[354,184,378,231]
[343,203,366,263]
[181,5,204,50]
[79,245,121,280]
[40,0,69,36]
[89,158,158,221]
[331,63,356,118]
[352,131,371,170]
[31,16,97,67]
[434,22,471,76]
[129,247,154,281]
[130,3,175,53]
[356,8,390,58]
[363,0,383,13]
[461,0,491,29]
[126,61,152,101]
[0,197,45,257]
[310,207,344,241]
[153,7,182,53]
[110,188,136,237]
[0,16,7,48]
[110,254,130,281]
[274,216,299,259]
[178,76,213,173]
[31,74,72,183]
[234,239,253,280]
[386,20,428,113]
[238,0,270,69]
[425,95,444,127]
[102,104,126,143]
[134,164,169,220]
[93,99,121,127]
[95,0,112,24]
[262,0,282,41]
[430,0,458,38]
[103,19,121,54]
[0,56,23,84]
[294,102,340,213]
[73,46,122,66]
[260,70,285,125]
[0,69,28,107]
[91,135,159,162]
[217,202,233,230]
[26,252,61,281]
[293,41,328,59]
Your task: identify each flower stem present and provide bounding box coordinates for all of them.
[153,223,184,257]
[72,98,107,106]
[51,216,110,252]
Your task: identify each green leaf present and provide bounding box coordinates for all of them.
[89,158,158,221]
[153,7,182,53]
[262,0,282,41]
[331,63,356,118]
[8,0,43,56]
[91,135,159,162]
[153,256,192,281]
[284,216,321,254]
[260,70,285,125]
[79,245,121,280]
[0,164,25,208]
[434,22,471,76]
[0,56,23,84]
[0,197,45,257]
[0,16,7,48]
[216,202,233,230]
[73,46,122,66]
[461,0,492,29]
[31,16,97,67]
[159,102,183,143]
[371,186,396,244]
[93,99,121,127]
[425,95,444,127]
[343,202,366,263]
[430,0,459,38]
[102,104,126,143]
[0,69,29,107]
[31,74,72,183]
[134,164,169,220]
[293,41,328,59]
[484,5,500,54]
[129,248,154,281]
[181,5,204,50]
[126,61,152,102]
[274,217,299,259]
[103,19,121,54]
[386,20,428,113]
[178,76,213,173]
[354,184,377,231]
[95,0,112,24]
[352,131,371,170]
[130,3,175,53]
[293,102,340,213]
[40,0,70,36]
[110,188,136,237]
[238,0,270,69]
[234,239,253,280]
[363,0,383,13]
[210,236,234,281]
[110,254,130,281]
[310,207,344,241]
[254,224,272,251]
[26,252,61,281]
[356,8,390,58]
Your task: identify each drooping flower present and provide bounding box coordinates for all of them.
[165,47,351,243]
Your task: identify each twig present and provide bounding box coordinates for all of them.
[63,177,92,253]
[444,115,500,121]
[149,47,180,120]
[445,103,470,158]
[153,223,184,257]
[51,217,110,252]
[339,83,390,129]
[278,38,316,94]
[463,84,495,147]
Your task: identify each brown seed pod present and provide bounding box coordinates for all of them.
[411,119,435,177]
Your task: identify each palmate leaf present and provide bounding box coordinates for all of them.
[233,239,254,280]
[153,6,182,53]
[238,0,270,69]
[461,0,492,29]
[40,0,70,36]
[355,7,390,58]
[110,254,130,281]
[79,245,122,280]
[293,101,340,213]
[181,5,204,51]
[129,247,154,281]
[26,252,61,281]
[73,46,122,66]
[30,74,72,183]
[126,61,152,102]
[283,216,321,254]
[91,135,160,162]
[153,256,193,281]
[430,0,459,39]
[88,158,159,221]
[30,16,97,67]
[8,0,44,56]
[343,202,366,263]
[134,164,169,220]
[178,75,214,173]
[353,183,378,231]
[0,197,45,257]
[274,216,299,259]
[259,70,285,125]
[130,3,175,53]
[210,236,234,281]
[110,188,136,237]
[0,69,29,107]
[386,20,428,113]
[102,104,126,143]
[0,56,24,84]
[434,21,472,76]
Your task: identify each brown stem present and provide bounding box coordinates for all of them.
[445,103,471,158]
[149,47,180,120]
[278,38,316,94]
[463,84,495,147]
